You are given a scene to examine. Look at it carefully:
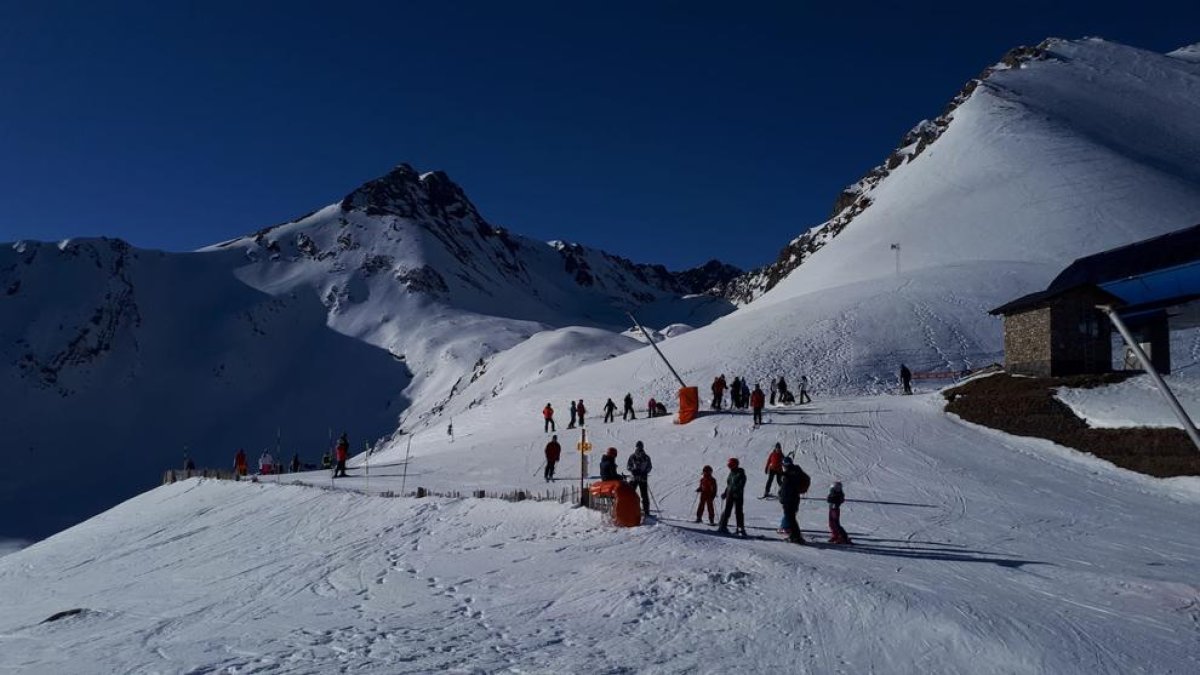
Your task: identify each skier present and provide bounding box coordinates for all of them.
[259,450,274,475]
[599,447,621,481]
[730,377,741,409]
[763,442,784,497]
[333,433,349,478]
[717,457,747,536]
[626,441,653,516]
[827,481,852,544]
[603,398,617,423]
[623,392,636,420]
[900,364,913,395]
[290,452,301,473]
[778,456,811,544]
[695,465,718,525]
[543,403,556,433]
[577,399,587,427]
[770,378,777,406]
[750,383,765,425]
[799,375,812,404]
[711,375,726,410]
[544,435,561,482]
[234,448,248,477]
[568,400,578,429]
[647,397,658,418]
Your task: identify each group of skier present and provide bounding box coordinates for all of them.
[543,393,668,433]
[694,444,851,544]
[230,432,349,479]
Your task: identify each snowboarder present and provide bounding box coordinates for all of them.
[827,481,852,544]
[799,375,812,404]
[290,452,301,473]
[770,378,777,406]
[763,442,784,497]
[599,447,621,481]
[603,398,617,423]
[623,392,636,420]
[543,403,556,433]
[717,457,747,536]
[750,384,765,425]
[234,448,247,477]
[900,364,913,395]
[576,399,586,427]
[778,456,811,544]
[259,450,274,475]
[544,435,561,482]
[695,465,717,525]
[711,375,727,410]
[626,441,653,516]
[333,433,349,478]
[568,400,578,429]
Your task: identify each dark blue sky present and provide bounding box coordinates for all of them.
[1,2,1196,270]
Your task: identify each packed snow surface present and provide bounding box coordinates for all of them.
[3,392,1198,674]
[1057,372,1200,429]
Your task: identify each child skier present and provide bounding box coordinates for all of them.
[694,465,717,525]
[827,481,852,544]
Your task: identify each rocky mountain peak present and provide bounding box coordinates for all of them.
[339,164,486,227]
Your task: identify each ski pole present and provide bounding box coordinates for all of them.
[533,460,546,478]
[400,435,413,496]
[648,483,663,516]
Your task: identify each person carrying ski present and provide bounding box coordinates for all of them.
[544,435,562,482]
[603,398,617,423]
[259,450,275,475]
[778,456,811,544]
[543,403,556,433]
[599,447,621,481]
[827,481,852,544]
[799,375,812,404]
[576,399,586,426]
[695,465,718,524]
[626,441,653,516]
[763,442,784,497]
[750,384,766,425]
[568,400,578,429]
[623,392,636,420]
[717,457,747,536]
[234,448,247,477]
[900,364,913,395]
[333,433,349,478]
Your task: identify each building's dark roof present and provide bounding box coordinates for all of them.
[990,223,1200,316]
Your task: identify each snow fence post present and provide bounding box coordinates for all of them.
[578,428,592,507]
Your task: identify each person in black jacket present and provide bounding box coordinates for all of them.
[827,481,852,544]
[626,441,653,515]
[717,458,747,536]
[622,392,636,420]
[778,456,810,544]
[599,447,621,481]
[900,364,913,395]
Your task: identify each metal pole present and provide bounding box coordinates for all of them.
[579,428,587,506]
[626,311,687,389]
[1099,305,1200,453]
[400,435,413,495]
[364,441,370,495]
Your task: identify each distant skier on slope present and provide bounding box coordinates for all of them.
[234,448,248,478]
[778,456,810,544]
[751,384,766,426]
[577,399,587,427]
[603,398,617,423]
[711,375,727,410]
[259,450,275,475]
[695,465,717,525]
[568,400,578,429]
[626,442,653,516]
[763,442,784,497]
[717,458,747,537]
[826,481,852,545]
[799,375,812,404]
[770,378,778,406]
[623,392,636,420]
[544,435,561,482]
[647,397,658,417]
[543,403,556,433]
[900,364,913,395]
[333,433,349,478]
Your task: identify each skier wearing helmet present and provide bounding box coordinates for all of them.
[626,441,653,515]
[599,447,621,481]
[778,456,811,544]
[694,465,718,525]
[717,457,747,536]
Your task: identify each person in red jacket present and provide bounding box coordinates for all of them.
[333,433,349,478]
[763,442,784,497]
[750,384,766,425]
[544,435,562,482]
[543,403,556,433]
[695,465,718,525]
[234,448,247,478]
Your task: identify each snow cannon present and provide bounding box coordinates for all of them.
[676,386,699,424]
[588,480,643,527]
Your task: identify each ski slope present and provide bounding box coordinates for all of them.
[3,392,1198,674]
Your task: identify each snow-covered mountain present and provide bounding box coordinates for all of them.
[0,167,737,541]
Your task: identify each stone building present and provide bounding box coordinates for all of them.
[990,223,1200,377]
